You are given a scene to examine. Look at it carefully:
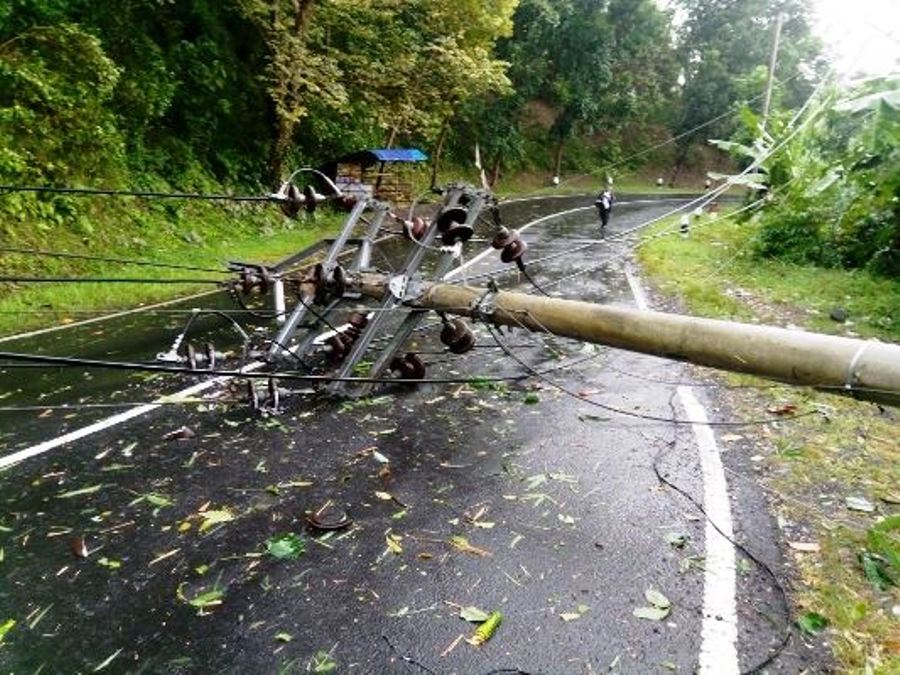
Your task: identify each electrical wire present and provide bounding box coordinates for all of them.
[0,275,224,285]
[0,245,229,274]
[654,391,792,674]
[484,322,821,428]
[0,184,272,202]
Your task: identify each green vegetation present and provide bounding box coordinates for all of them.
[639,212,900,673]
[1,1,828,328]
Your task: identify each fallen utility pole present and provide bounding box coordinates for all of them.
[351,272,900,405]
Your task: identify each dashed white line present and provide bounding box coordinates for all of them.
[624,263,739,675]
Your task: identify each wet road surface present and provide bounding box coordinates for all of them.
[0,195,801,674]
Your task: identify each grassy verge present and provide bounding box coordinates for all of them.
[0,197,344,337]
[638,212,900,673]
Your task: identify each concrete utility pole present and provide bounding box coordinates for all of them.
[762,12,785,132]
[351,273,900,404]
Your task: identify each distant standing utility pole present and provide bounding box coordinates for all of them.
[762,11,785,132]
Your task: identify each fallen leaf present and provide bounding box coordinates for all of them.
[449,536,491,557]
[560,612,581,622]
[372,450,390,464]
[460,606,490,623]
[386,534,403,554]
[199,509,234,533]
[162,426,195,441]
[644,588,671,610]
[846,496,875,513]
[57,485,104,499]
[665,532,688,549]
[375,491,393,501]
[266,533,306,559]
[788,541,820,553]
[633,606,670,621]
[796,611,828,635]
[97,557,121,569]
[558,514,576,525]
[274,632,293,643]
[473,521,496,529]
[0,618,14,643]
[767,403,797,416]
[467,610,502,646]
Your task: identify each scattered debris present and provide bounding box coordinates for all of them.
[265,533,307,560]
[198,508,235,533]
[767,403,798,416]
[385,533,403,554]
[309,647,338,673]
[177,582,224,615]
[149,549,180,567]
[560,604,590,622]
[70,536,89,559]
[162,426,196,441]
[97,557,122,569]
[449,536,491,557]
[57,484,105,499]
[665,532,688,549]
[787,541,820,553]
[796,611,828,635]
[306,507,352,532]
[459,606,491,623]
[633,588,671,621]
[274,632,293,643]
[92,648,123,672]
[0,618,14,644]
[846,496,875,513]
[467,610,502,646]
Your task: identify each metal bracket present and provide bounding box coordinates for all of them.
[471,278,500,321]
[388,274,425,302]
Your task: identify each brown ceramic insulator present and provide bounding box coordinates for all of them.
[491,228,515,250]
[501,237,528,263]
[436,205,468,233]
[279,183,303,218]
[303,184,317,215]
[441,223,474,246]
[440,318,476,354]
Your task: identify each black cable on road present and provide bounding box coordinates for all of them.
[0,276,224,285]
[485,322,821,428]
[0,245,229,274]
[0,349,592,386]
[656,391,793,674]
[0,184,272,203]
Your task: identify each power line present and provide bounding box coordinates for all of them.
[0,275,224,285]
[0,245,229,274]
[0,184,272,202]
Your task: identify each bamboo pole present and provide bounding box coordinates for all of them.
[354,273,900,404]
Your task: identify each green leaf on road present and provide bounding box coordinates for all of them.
[797,611,828,635]
[460,606,491,623]
[199,509,234,533]
[633,606,670,621]
[0,618,14,643]
[644,588,671,610]
[265,533,306,560]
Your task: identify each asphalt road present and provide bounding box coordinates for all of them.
[0,195,814,674]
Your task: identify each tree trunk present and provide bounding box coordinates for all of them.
[668,142,690,187]
[429,119,450,189]
[270,115,296,184]
[489,156,502,187]
[553,140,564,178]
[385,126,397,149]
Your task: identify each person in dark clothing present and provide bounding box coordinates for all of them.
[595,188,614,231]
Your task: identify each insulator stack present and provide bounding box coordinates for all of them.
[436,204,473,246]
[185,341,218,370]
[491,227,527,264]
[309,263,347,305]
[440,318,476,354]
[326,313,370,363]
[389,353,426,380]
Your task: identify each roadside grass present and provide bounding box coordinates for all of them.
[0,201,343,337]
[638,211,900,673]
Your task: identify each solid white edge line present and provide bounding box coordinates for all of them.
[624,263,739,675]
[0,361,265,470]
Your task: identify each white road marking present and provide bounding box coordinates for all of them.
[0,289,220,344]
[625,263,739,675]
[0,361,265,470]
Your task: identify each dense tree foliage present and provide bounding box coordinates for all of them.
[7,0,892,280]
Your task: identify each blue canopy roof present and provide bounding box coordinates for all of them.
[366,148,428,163]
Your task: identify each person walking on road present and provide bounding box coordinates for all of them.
[595,186,614,234]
